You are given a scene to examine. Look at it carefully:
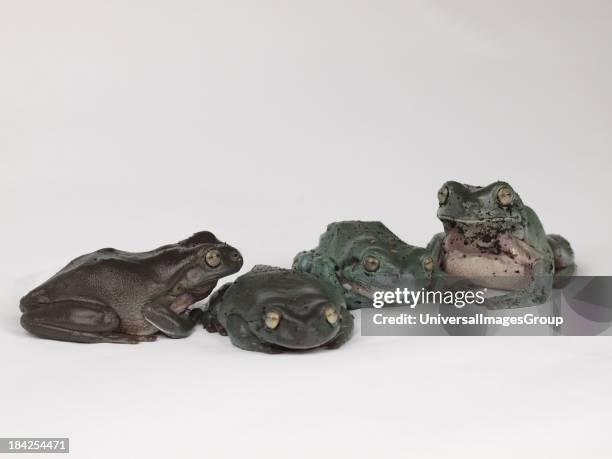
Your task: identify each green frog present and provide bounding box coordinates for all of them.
[429,181,576,308]
[293,221,435,309]
[20,231,243,343]
[202,266,353,354]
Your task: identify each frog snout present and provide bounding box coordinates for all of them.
[228,250,243,269]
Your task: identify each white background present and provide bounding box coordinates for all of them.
[2,1,612,458]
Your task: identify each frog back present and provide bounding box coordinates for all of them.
[23,245,195,308]
[318,221,405,265]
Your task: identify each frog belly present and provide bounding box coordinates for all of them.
[443,253,529,290]
[442,229,538,291]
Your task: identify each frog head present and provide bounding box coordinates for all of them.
[172,231,244,301]
[338,236,434,304]
[240,271,346,350]
[436,181,525,240]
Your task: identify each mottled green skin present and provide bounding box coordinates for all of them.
[20,232,243,343]
[429,181,576,309]
[293,221,435,309]
[203,266,353,354]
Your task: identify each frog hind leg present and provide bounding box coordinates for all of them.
[325,310,354,349]
[483,260,553,310]
[294,251,352,307]
[225,313,283,354]
[20,301,155,344]
[547,234,576,288]
[294,251,342,291]
[292,249,315,272]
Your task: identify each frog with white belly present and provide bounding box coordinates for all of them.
[428,181,575,309]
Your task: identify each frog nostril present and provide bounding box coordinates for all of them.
[230,251,241,261]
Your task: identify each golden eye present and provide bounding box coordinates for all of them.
[205,249,221,268]
[324,307,339,325]
[437,186,449,205]
[363,256,380,272]
[497,186,514,206]
[423,257,434,271]
[264,310,281,329]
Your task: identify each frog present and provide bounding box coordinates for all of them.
[428,181,576,309]
[20,231,243,343]
[201,266,353,354]
[292,221,435,309]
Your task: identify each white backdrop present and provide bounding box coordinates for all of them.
[2,1,612,458]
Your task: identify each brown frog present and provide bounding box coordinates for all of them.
[20,231,243,343]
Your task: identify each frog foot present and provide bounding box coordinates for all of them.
[133,334,158,342]
[483,291,550,310]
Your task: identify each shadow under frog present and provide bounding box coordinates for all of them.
[293,221,435,309]
[428,181,576,309]
[20,231,243,343]
[202,266,353,354]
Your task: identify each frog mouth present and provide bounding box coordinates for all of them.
[253,318,341,350]
[337,274,378,299]
[341,280,375,299]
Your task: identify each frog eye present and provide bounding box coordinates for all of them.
[264,310,281,329]
[363,256,380,272]
[205,249,222,268]
[437,186,449,205]
[423,257,434,271]
[324,306,339,325]
[497,186,514,206]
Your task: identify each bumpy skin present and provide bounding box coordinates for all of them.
[293,221,435,309]
[429,181,576,309]
[202,266,354,354]
[20,231,243,343]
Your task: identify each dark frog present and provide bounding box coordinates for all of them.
[429,181,576,308]
[202,266,353,354]
[20,231,243,343]
[293,221,436,309]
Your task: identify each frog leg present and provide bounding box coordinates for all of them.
[547,234,576,288]
[225,314,283,354]
[553,265,576,289]
[142,302,201,339]
[295,250,345,291]
[294,251,340,287]
[20,301,155,344]
[292,250,315,272]
[426,232,454,289]
[201,283,231,335]
[426,232,445,266]
[325,310,354,349]
[483,260,553,309]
